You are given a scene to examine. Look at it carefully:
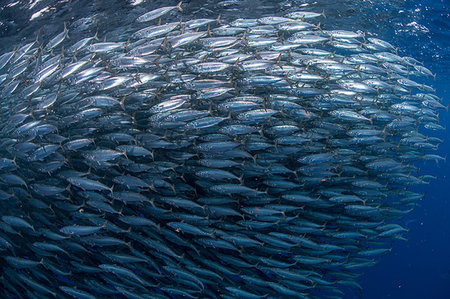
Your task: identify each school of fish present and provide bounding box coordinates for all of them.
[0,1,446,298]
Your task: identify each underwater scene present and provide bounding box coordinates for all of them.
[0,0,448,298]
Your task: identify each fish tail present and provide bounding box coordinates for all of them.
[176,1,183,12]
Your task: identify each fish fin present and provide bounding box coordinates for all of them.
[176,1,183,12]
[258,125,264,137]
[153,55,161,69]
[279,104,285,118]
[316,22,323,33]
[277,53,282,67]
[238,174,244,184]
[208,103,213,116]
[119,96,127,111]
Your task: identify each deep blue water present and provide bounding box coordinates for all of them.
[361,1,450,298]
[0,0,449,298]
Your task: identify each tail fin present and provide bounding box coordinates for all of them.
[176,1,183,12]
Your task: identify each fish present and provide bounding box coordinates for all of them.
[0,2,444,299]
[136,2,183,22]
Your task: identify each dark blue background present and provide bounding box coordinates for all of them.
[361,0,450,298]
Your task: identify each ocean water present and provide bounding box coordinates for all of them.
[360,1,450,298]
[0,0,448,298]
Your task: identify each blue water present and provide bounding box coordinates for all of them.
[0,0,449,298]
[361,1,450,298]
